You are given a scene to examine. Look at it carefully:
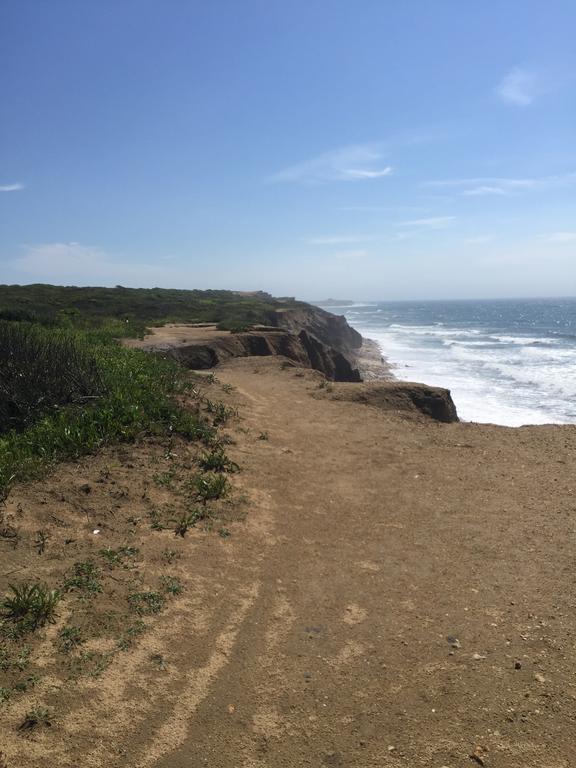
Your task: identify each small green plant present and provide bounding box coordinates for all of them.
[221,383,235,394]
[68,650,111,679]
[99,546,139,568]
[12,675,38,694]
[148,509,164,530]
[63,561,102,594]
[161,548,180,564]
[58,625,84,653]
[128,591,165,616]
[0,687,11,704]
[152,469,177,488]
[192,473,230,502]
[198,446,239,473]
[160,576,183,595]
[34,529,49,555]
[173,512,195,537]
[117,619,146,650]
[0,646,30,672]
[150,652,167,670]
[218,527,231,538]
[1,583,61,631]
[204,399,237,426]
[18,707,51,731]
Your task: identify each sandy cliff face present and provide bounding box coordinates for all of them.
[272,305,363,352]
[163,329,362,382]
[126,304,367,382]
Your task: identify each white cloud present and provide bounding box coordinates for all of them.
[12,242,172,287]
[344,167,393,179]
[268,144,393,184]
[0,183,24,192]
[463,186,507,197]
[399,216,455,229]
[543,232,576,243]
[425,172,576,197]
[496,67,538,106]
[307,235,372,245]
[333,249,367,260]
[464,235,494,244]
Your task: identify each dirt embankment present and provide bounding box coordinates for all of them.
[2,355,576,768]
[125,322,364,382]
[125,303,383,383]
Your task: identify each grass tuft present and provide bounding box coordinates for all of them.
[128,591,165,616]
[1,583,60,632]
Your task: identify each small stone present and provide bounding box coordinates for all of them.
[534,672,546,683]
[79,483,91,494]
[514,660,522,670]
[472,653,486,660]
[446,635,461,649]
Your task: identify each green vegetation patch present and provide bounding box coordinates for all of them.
[128,591,165,616]
[1,584,61,634]
[0,323,215,501]
[63,562,102,595]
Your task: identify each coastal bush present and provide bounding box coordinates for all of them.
[192,472,230,502]
[0,325,215,501]
[0,322,105,434]
[0,284,302,333]
[198,446,239,473]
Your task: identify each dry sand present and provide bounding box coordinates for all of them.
[2,356,576,767]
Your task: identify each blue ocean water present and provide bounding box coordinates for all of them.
[341,298,576,426]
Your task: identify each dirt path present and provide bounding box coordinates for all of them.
[5,357,576,767]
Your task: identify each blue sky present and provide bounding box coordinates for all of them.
[1,0,575,300]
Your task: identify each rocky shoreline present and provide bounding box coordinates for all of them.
[351,336,393,381]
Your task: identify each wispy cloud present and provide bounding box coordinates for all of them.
[12,242,171,286]
[464,235,494,244]
[307,235,372,245]
[399,216,455,229]
[0,182,24,192]
[424,172,576,197]
[463,186,507,197]
[333,249,367,260]
[268,144,393,184]
[496,67,538,106]
[542,232,576,243]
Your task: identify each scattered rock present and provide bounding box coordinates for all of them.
[447,635,461,649]
[514,660,522,670]
[534,672,546,683]
[470,744,488,766]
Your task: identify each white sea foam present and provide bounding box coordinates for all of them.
[349,318,576,426]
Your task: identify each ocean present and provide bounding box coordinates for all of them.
[340,297,576,427]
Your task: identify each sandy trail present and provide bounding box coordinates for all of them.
[151,357,576,768]
[5,356,576,767]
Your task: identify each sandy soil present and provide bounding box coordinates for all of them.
[2,356,576,767]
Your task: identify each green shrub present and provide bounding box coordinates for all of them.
[192,472,230,502]
[58,625,84,653]
[160,576,183,595]
[63,562,102,595]
[198,446,239,473]
[0,322,105,434]
[1,583,61,631]
[0,332,215,501]
[128,591,165,615]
